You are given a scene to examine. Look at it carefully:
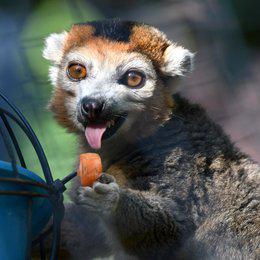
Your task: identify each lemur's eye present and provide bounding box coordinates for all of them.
[67,63,87,81]
[120,70,146,88]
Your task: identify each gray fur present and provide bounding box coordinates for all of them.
[62,95,259,259]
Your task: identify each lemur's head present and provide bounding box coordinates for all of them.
[43,19,193,150]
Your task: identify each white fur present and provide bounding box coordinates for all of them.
[58,48,157,110]
[43,32,68,64]
[48,66,59,85]
[161,44,194,76]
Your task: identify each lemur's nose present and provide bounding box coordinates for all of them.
[81,98,104,121]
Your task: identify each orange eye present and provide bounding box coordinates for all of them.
[126,71,145,87]
[67,63,87,81]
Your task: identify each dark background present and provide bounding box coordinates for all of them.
[0,0,259,184]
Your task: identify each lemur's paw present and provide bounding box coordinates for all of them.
[76,173,119,216]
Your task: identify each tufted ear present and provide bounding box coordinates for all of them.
[42,31,68,64]
[160,44,194,77]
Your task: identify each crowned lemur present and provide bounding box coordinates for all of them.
[43,19,260,259]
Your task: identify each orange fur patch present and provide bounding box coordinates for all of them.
[129,25,169,67]
[64,25,130,55]
[48,87,76,132]
[63,25,94,53]
[78,37,130,56]
[63,24,169,70]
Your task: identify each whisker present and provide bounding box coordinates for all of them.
[150,106,161,111]
[131,92,143,100]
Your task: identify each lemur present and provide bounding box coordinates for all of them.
[43,19,259,259]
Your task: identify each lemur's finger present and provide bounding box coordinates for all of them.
[93,182,112,194]
[78,186,99,199]
[94,182,119,195]
[98,173,116,184]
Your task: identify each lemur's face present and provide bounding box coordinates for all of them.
[59,42,158,149]
[43,20,193,149]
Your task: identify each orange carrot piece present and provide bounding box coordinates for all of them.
[77,153,102,186]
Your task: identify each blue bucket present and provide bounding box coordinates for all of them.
[0,161,52,260]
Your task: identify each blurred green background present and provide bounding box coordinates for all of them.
[0,0,259,194]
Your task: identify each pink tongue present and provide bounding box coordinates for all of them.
[85,124,107,149]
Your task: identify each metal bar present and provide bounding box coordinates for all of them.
[0,107,53,184]
[0,114,19,177]
[0,113,27,168]
[50,211,61,260]
[61,171,77,185]
[0,177,50,190]
[49,196,65,260]
[0,191,49,198]
[40,237,47,260]
[26,198,32,260]
[0,93,53,184]
[32,226,53,247]
[0,92,66,259]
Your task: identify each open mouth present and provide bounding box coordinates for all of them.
[84,114,127,150]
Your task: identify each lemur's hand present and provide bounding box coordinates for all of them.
[76,173,119,216]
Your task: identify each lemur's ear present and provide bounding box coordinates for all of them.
[43,31,68,64]
[160,44,194,77]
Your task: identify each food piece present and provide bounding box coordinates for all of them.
[77,153,102,186]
